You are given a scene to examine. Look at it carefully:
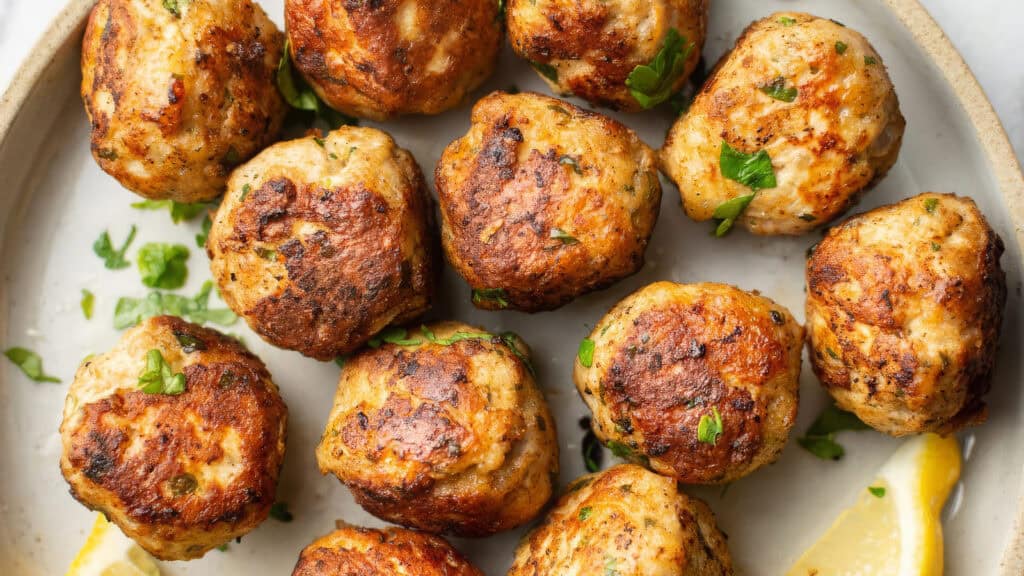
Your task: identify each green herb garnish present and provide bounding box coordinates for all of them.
[759,76,798,102]
[868,486,886,498]
[626,28,695,109]
[578,506,593,521]
[835,41,848,55]
[4,347,61,383]
[550,228,579,244]
[277,39,357,129]
[924,197,939,213]
[577,338,595,367]
[558,155,583,175]
[174,331,206,353]
[195,214,212,248]
[269,502,293,522]
[367,327,422,348]
[472,288,509,308]
[93,226,137,270]
[797,403,870,460]
[530,61,559,83]
[712,193,756,237]
[864,56,877,65]
[137,243,190,289]
[240,183,252,200]
[719,142,777,191]
[131,200,207,223]
[778,16,796,26]
[168,473,197,495]
[138,349,186,395]
[582,428,602,472]
[163,0,180,17]
[420,325,490,346]
[114,281,237,329]
[697,406,723,445]
[81,289,95,320]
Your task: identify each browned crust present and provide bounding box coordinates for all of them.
[62,317,287,559]
[285,0,502,120]
[291,524,483,576]
[81,0,286,202]
[806,193,1006,434]
[223,169,437,360]
[597,295,799,483]
[318,324,558,537]
[436,92,660,312]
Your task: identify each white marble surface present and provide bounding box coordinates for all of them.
[1,0,1021,162]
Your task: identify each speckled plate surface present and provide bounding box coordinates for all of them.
[1,0,1022,574]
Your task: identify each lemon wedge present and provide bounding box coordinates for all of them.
[787,433,961,576]
[66,514,161,576]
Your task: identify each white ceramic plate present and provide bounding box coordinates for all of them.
[1,0,1022,574]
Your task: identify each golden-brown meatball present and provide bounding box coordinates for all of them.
[508,0,708,111]
[59,316,288,560]
[207,126,437,360]
[574,282,802,484]
[508,464,733,576]
[316,321,558,537]
[436,91,661,312]
[284,0,502,121]
[660,12,905,235]
[806,193,1006,435]
[81,0,286,203]
[292,523,483,576]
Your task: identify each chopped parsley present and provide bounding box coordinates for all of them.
[778,16,796,26]
[93,226,137,270]
[174,331,206,353]
[835,41,848,55]
[924,197,939,213]
[277,39,357,129]
[81,289,95,320]
[931,242,941,251]
[868,486,886,498]
[697,406,723,445]
[530,61,559,83]
[581,426,603,472]
[550,228,579,244]
[759,76,798,102]
[578,506,593,521]
[195,214,212,248]
[797,403,870,460]
[240,183,252,200]
[421,325,489,346]
[799,213,817,222]
[577,338,595,367]
[163,0,180,17]
[626,28,695,109]
[558,155,583,175]
[864,55,878,65]
[137,243,190,289]
[138,349,185,395]
[714,142,777,235]
[367,327,422,348]
[114,281,237,329]
[168,473,197,496]
[269,502,293,522]
[4,347,61,383]
[131,200,207,223]
[472,288,509,308]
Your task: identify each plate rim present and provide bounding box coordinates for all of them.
[1,0,1021,572]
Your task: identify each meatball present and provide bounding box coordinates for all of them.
[81,0,286,203]
[660,12,905,235]
[207,126,437,360]
[316,321,558,536]
[574,281,802,484]
[292,523,482,576]
[436,91,661,312]
[284,0,502,121]
[59,316,288,560]
[508,0,708,111]
[806,193,1006,435]
[508,464,733,576]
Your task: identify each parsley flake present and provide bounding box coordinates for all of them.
[472,288,509,309]
[697,406,723,445]
[868,485,886,498]
[93,226,137,270]
[759,76,798,102]
[626,28,695,109]
[550,228,579,244]
[778,16,796,26]
[797,403,870,461]
[835,41,848,55]
[4,347,61,383]
[114,281,237,330]
[138,349,186,395]
[277,39,357,129]
[131,200,207,223]
[137,243,190,289]
[269,502,294,522]
[530,61,559,83]
[577,338,595,367]
[578,506,593,521]
[81,289,95,320]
